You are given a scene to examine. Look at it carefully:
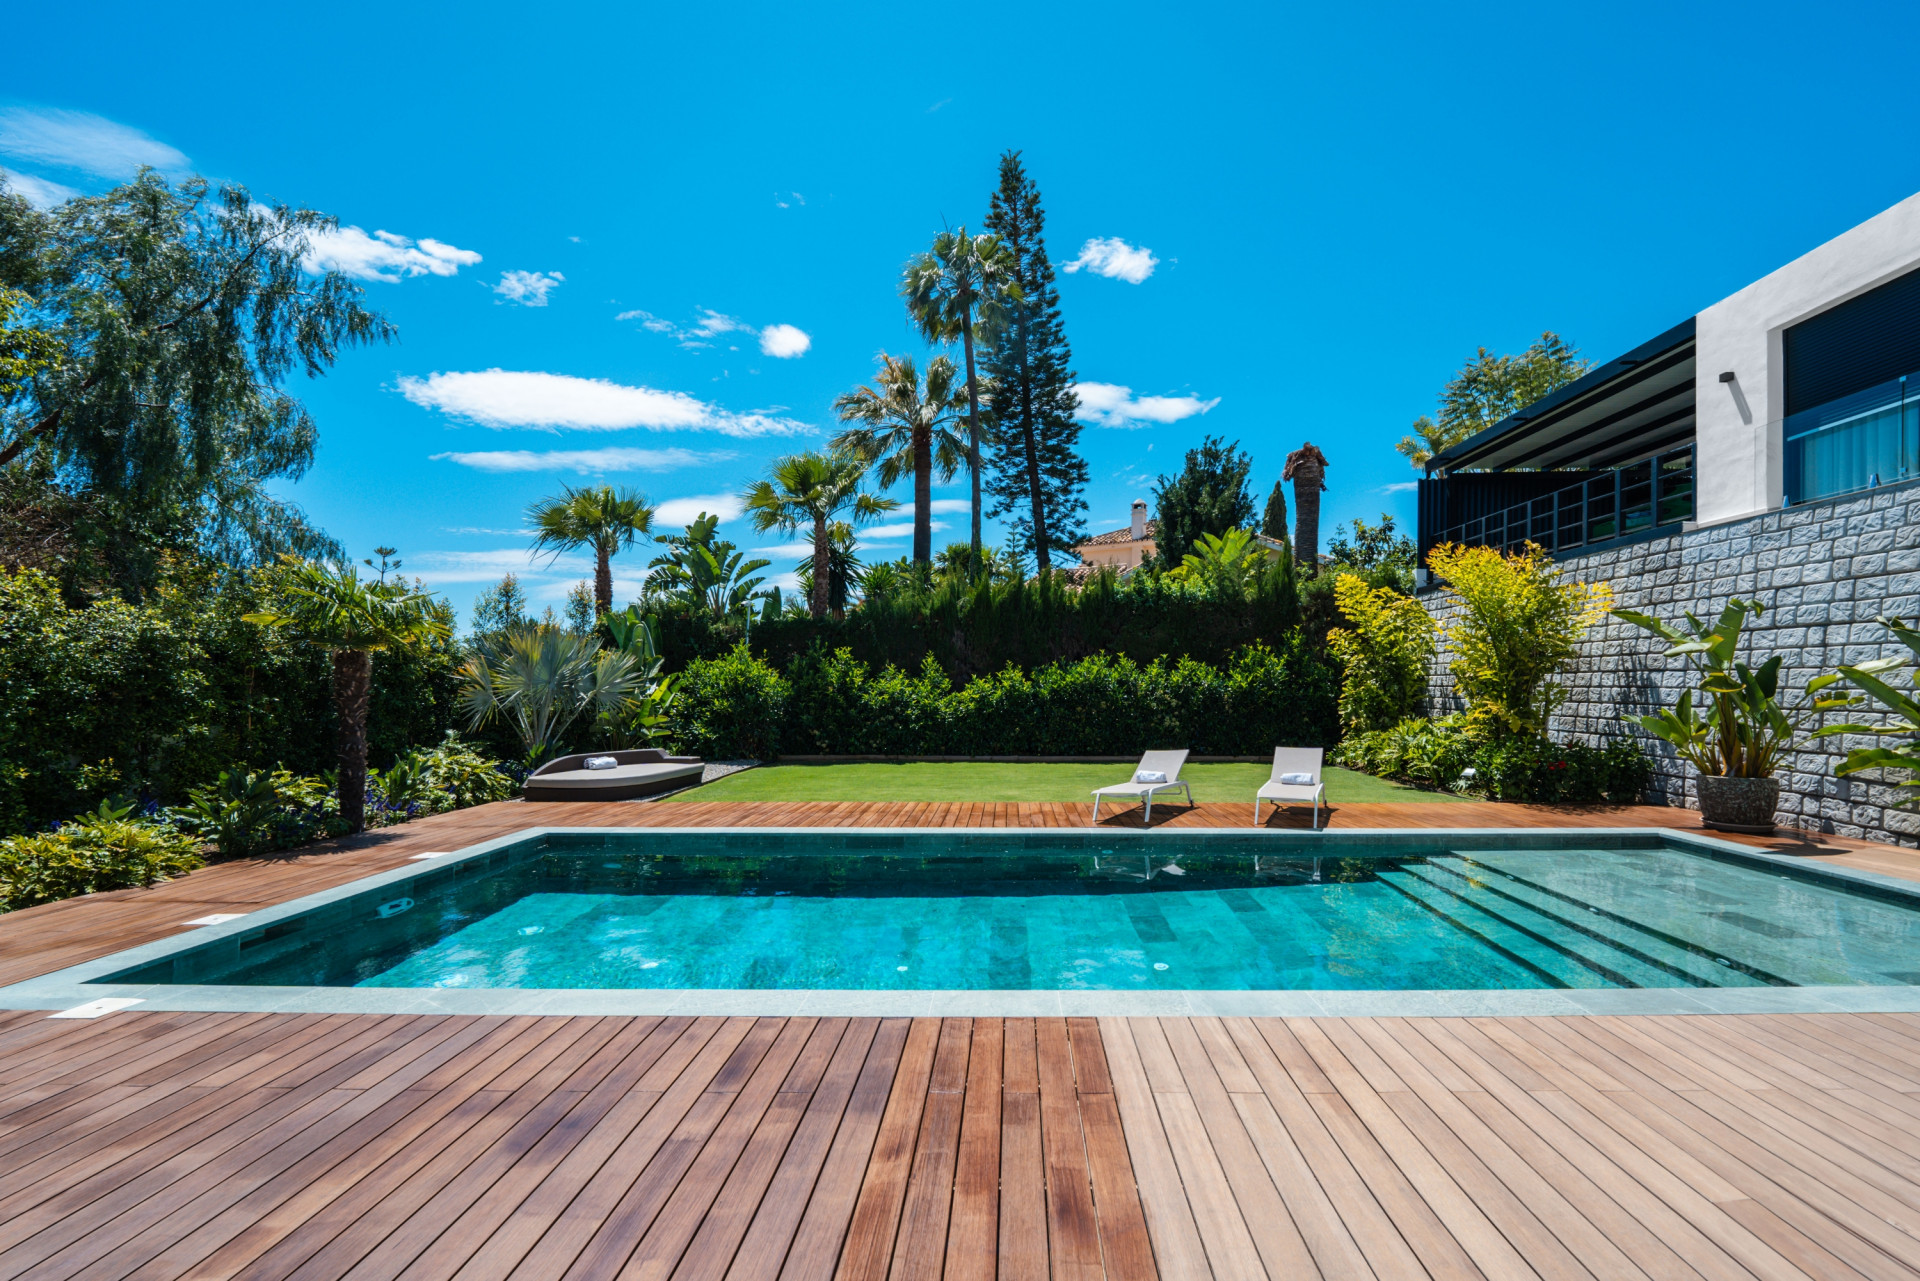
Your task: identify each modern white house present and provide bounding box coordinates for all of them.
[1417,191,1920,843]
[1419,191,1920,557]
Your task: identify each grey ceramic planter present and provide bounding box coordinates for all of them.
[1696,774,1780,835]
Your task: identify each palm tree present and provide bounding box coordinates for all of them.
[1283,443,1330,575]
[902,228,1020,565]
[794,521,863,620]
[742,451,897,619]
[244,557,452,832]
[830,353,968,567]
[527,485,655,617]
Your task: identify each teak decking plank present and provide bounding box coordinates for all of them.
[830,1017,939,1281]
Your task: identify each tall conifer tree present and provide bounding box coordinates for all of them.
[982,151,1088,570]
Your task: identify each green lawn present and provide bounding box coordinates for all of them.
[664,761,1464,804]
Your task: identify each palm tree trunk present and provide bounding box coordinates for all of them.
[1293,469,1323,576]
[811,515,829,619]
[594,542,613,617]
[333,648,372,834]
[962,313,982,564]
[913,425,932,566]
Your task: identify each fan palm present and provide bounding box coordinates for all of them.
[459,625,643,765]
[244,557,452,832]
[902,229,1021,564]
[742,451,897,619]
[794,521,863,620]
[527,485,655,617]
[830,353,967,567]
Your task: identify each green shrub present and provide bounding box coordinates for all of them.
[1336,716,1648,803]
[654,559,1307,683]
[0,808,205,912]
[169,768,347,857]
[415,732,515,809]
[1470,735,1650,805]
[667,644,792,759]
[734,639,1336,757]
[0,565,463,837]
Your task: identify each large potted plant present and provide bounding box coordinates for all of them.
[1614,598,1849,833]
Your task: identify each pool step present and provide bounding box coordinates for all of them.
[1432,856,1780,988]
[1373,869,1641,988]
[1378,861,1759,989]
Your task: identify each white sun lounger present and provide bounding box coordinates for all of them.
[1255,747,1325,829]
[1090,749,1193,826]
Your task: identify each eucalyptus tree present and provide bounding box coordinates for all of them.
[743,451,897,619]
[0,172,395,581]
[527,484,654,617]
[829,353,966,566]
[901,228,1020,562]
[243,557,452,832]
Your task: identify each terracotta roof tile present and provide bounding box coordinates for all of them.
[1076,520,1157,548]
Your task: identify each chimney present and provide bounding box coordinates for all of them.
[1130,499,1147,541]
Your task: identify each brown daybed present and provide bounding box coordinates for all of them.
[523,748,705,802]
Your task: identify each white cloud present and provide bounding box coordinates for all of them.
[755,542,820,560]
[431,446,728,473]
[304,225,481,283]
[927,498,971,514]
[0,168,79,208]
[1381,481,1419,493]
[859,520,944,541]
[443,526,532,536]
[408,548,590,583]
[655,493,746,527]
[494,270,564,306]
[1063,237,1159,284]
[0,107,187,176]
[1073,382,1219,429]
[399,369,812,437]
[621,307,810,357]
[759,324,811,359]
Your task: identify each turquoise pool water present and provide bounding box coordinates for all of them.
[109,833,1920,992]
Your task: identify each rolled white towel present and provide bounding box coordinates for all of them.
[584,756,620,771]
[1278,772,1315,786]
[1134,769,1168,783]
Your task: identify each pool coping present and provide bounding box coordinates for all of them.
[6,825,1920,1019]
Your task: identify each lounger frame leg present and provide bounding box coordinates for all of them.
[1091,795,1100,825]
[1252,798,1261,828]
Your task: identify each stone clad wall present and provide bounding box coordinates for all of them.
[1418,483,1920,845]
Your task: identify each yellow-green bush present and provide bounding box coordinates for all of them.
[0,814,205,912]
[1425,543,1612,735]
[1326,574,1435,733]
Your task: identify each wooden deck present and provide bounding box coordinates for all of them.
[4,1007,1920,1277]
[5,799,1920,1276]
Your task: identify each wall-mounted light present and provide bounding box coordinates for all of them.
[1718,371,1737,383]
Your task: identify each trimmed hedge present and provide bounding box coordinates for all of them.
[666,640,1339,760]
[1333,716,1650,804]
[655,564,1308,682]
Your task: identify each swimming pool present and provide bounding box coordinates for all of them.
[75,829,1920,1003]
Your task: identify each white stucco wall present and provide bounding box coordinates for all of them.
[1695,191,1920,525]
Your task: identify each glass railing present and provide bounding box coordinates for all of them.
[1784,370,1919,504]
[1430,446,1695,555]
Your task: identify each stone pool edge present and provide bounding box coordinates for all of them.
[5,825,1920,1020]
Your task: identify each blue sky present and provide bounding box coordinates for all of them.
[9,0,1920,621]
